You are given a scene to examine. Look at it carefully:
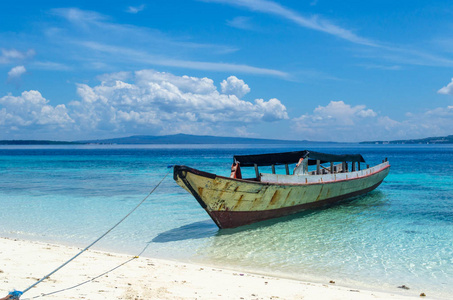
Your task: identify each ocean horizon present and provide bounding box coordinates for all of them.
[0,144,452,298]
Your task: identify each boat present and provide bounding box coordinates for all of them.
[173,150,390,229]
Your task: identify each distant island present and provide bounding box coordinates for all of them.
[0,134,326,145]
[79,134,331,145]
[1,133,452,145]
[361,135,453,144]
[0,140,82,145]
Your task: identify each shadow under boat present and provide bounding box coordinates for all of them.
[152,190,388,243]
[151,220,218,243]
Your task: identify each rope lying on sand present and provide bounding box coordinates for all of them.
[21,243,152,300]
[3,166,173,300]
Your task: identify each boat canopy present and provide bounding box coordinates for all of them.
[233,150,365,167]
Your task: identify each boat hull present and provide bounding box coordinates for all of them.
[174,162,390,229]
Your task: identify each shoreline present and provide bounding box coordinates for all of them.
[0,237,426,300]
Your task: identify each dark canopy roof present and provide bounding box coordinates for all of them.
[233,150,365,167]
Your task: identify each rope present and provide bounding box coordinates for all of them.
[22,242,152,299]
[6,167,172,299]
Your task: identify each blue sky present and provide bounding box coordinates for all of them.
[1,0,453,142]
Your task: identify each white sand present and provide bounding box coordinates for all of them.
[0,237,426,299]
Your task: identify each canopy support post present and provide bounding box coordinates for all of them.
[254,164,259,178]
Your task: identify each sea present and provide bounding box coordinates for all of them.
[0,144,452,298]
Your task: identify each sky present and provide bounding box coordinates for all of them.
[1,0,453,142]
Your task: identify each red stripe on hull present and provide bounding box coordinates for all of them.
[208,180,384,229]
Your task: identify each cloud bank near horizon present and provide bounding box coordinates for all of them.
[292,101,453,142]
[1,69,452,142]
[0,71,288,140]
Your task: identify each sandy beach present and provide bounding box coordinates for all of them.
[0,237,427,300]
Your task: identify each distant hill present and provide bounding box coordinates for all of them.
[80,134,331,145]
[0,140,81,145]
[0,134,330,145]
[2,134,452,145]
[361,135,453,144]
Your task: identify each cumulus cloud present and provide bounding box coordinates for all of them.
[255,98,288,122]
[67,70,288,136]
[292,101,382,141]
[0,91,73,138]
[299,101,377,126]
[135,70,217,95]
[7,65,26,81]
[437,78,453,95]
[292,100,453,142]
[220,76,250,98]
[1,73,453,141]
[419,105,453,132]
[0,70,287,138]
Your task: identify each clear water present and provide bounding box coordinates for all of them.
[0,144,452,298]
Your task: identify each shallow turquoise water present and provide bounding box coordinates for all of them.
[0,144,452,298]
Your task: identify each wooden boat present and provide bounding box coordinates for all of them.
[174,150,390,229]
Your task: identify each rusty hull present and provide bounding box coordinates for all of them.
[174,163,390,229]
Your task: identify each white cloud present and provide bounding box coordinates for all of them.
[51,7,106,23]
[207,1,453,68]
[357,64,402,71]
[227,16,254,30]
[255,98,288,122]
[312,101,376,125]
[398,106,453,139]
[0,48,35,64]
[1,79,452,141]
[49,8,286,77]
[292,101,382,141]
[292,100,453,142]
[220,76,250,97]
[79,41,288,77]
[372,46,453,68]
[66,70,288,137]
[437,78,453,95]
[0,91,73,133]
[126,5,146,14]
[97,71,132,83]
[205,0,376,46]
[135,70,217,95]
[2,68,450,141]
[68,70,288,131]
[32,61,71,71]
[7,65,26,81]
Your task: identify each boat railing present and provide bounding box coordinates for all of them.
[236,156,388,180]
[260,160,390,184]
